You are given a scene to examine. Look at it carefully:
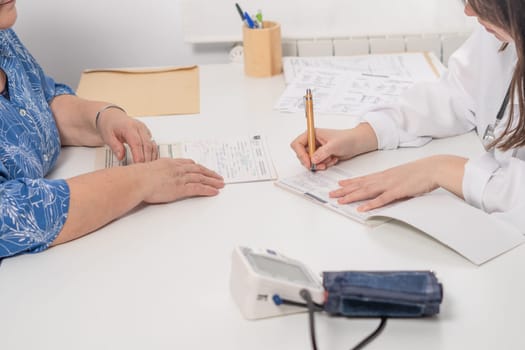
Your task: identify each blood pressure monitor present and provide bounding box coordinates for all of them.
[230,246,325,320]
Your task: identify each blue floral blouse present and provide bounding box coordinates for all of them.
[0,29,74,258]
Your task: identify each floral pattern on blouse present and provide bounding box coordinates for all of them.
[0,29,74,258]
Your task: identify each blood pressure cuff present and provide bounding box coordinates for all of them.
[322,271,443,318]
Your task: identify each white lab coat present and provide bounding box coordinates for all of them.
[361,24,525,232]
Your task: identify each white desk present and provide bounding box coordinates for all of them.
[1,64,524,349]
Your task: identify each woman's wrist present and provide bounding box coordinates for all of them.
[124,161,152,200]
[430,155,467,198]
[350,122,379,156]
[94,104,126,130]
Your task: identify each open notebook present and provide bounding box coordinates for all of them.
[95,135,277,184]
[275,167,525,265]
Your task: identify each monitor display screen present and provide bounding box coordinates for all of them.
[247,253,314,285]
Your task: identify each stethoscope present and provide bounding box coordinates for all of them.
[482,85,511,149]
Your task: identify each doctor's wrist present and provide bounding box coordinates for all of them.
[429,155,467,199]
[350,122,379,156]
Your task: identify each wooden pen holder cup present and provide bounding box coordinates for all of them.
[242,21,283,77]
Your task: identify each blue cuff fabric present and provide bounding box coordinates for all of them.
[43,74,75,103]
[54,83,75,97]
[0,178,70,258]
[323,271,443,318]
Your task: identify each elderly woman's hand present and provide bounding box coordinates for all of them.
[138,158,225,203]
[96,107,158,163]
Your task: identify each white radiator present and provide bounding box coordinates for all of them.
[281,33,471,65]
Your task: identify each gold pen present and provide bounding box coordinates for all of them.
[305,88,316,171]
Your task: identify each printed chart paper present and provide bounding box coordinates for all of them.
[276,52,443,116]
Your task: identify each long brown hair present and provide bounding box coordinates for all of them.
[468,0,525,150]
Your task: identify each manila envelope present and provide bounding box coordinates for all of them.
[76,65,200,117]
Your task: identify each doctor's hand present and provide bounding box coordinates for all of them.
[96,107,158,163]
[138,158,225,203]
[290,123,378,171]
[329,155,467,212]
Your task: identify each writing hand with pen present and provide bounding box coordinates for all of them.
[290,123,465,213]
[293,89,378,172]
[290,123,378,172]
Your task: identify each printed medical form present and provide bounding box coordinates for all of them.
[96,135,277,184]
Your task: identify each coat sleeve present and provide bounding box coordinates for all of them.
[0,162,70,258]
[464,152,525,231]
[361,29,483,149]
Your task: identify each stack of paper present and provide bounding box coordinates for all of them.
[275,52,444,116]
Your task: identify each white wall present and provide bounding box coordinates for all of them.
[13,1,470,89]
[183,0,472,43]
[13,0,232,89]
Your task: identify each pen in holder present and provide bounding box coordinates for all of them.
[242,21,282,77]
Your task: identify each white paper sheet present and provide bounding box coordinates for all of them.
[282,52,442,84]
[275,167,390,226]
[277,52,443,115]
[96,135,278,184]
[275,68,415,115]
